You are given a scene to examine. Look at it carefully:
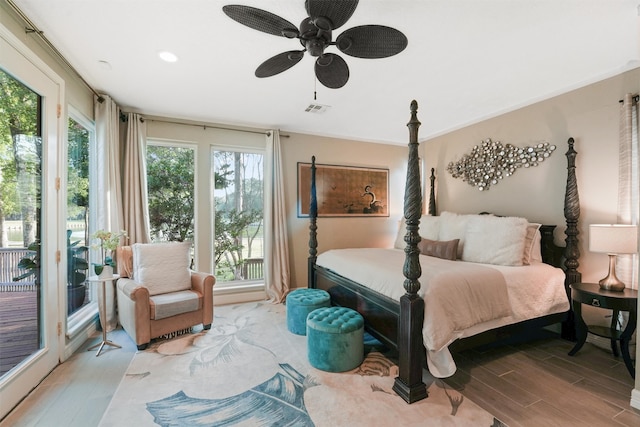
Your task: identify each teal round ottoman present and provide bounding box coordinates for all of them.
[286,288,330,335]
[306,306,364,372]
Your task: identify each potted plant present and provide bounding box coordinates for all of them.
[90,229,127,277]
[67,229,89,314]
[13,231,89,314]
[12,240,40,284]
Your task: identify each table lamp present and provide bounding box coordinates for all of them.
[589,224,638,291]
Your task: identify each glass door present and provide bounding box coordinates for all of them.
[0,27,62,419]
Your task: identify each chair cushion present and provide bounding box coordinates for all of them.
[150,290,200,320]
[132,242,192,295]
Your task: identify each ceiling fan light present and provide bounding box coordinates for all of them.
[306,39,325,57]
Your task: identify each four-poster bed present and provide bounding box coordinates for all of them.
[307,100,581,404]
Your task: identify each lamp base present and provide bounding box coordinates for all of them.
[598,254,626,292]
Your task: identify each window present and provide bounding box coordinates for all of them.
[212,149,264,285]
[146,143,195,243]
[66,112,94,320]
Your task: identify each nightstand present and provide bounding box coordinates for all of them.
[568,282,637,379]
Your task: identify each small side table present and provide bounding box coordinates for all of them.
[568,282,637,379]
[87,274,121,356]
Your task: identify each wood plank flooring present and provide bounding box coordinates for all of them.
[0,291,38,375]
[2,326,639,426]
[447,332,640,426]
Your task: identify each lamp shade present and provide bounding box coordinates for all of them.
[589,224,638,254]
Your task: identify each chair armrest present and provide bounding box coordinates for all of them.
[116,277,149,300]
[190,271,215,326]
[190,271,215,295]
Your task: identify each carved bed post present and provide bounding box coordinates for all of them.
[428,168,436,216]
[562,137,581,340]
[308,156,318,288]
[392,100,428,404]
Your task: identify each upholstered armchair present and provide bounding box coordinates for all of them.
[115,242,215,350]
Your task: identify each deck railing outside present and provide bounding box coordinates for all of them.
[0,248,36,291]
[242,258,264,280]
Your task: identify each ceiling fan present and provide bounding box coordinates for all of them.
[222,0,408,89]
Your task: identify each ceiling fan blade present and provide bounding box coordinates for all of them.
[336,25,408,58]
[223,5,299,38]
[255,50,305,78]
[305,0,359,30]
[315,53,349,89]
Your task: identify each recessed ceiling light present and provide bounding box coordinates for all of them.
[158,51,178,63]
[97,60,111,70]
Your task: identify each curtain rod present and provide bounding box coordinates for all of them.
[619,94,639,103]
[143,117,289,137]
[6,0,105,103]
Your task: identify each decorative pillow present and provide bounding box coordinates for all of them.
[132,242,192,296]
[461,215,529,266]
[438,211,473,258]
[393,215,440,249]
[418,238,459,261]
[522,223,541,265]
[530,230,543,263]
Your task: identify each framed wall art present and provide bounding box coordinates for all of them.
[297,162,389,217]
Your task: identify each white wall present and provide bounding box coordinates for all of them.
[424,67,640,283]
[281,132,409,289]
[423,66,640,401]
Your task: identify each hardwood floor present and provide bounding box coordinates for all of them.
[0,291,38,376]
[447,332,640,426]
[2,327,639,426]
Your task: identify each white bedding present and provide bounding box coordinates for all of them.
[315,248,569,377]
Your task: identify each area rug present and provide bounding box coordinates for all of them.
[99,301,504,426]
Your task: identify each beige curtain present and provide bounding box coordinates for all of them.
[264,130,290,302]
[617,93,639,290]
[94,95,125,331]
[123,113,151,244]
[615,93,639,354]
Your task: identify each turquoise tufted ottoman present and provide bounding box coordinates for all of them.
[286,288,331,335]
[306,306,364,372]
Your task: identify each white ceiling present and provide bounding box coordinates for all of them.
[9,0,640,145]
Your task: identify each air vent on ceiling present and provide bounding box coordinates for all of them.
[304,103,331,114]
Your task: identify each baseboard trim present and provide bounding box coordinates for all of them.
[64,320,98,360]
[631,388,640,410]
[214,289,266,306]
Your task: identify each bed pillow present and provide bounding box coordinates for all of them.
[393,215,440,249]
[437,211,473,258]
[393,219,406,249]
[523,223,542,265]
[530,229,543,263]
[418,238,459,261]
[420,215,440,240]
[461,215,529,266]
